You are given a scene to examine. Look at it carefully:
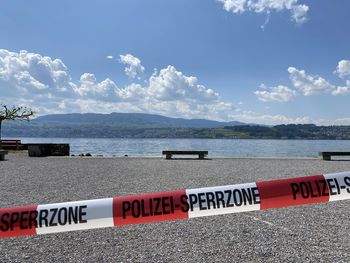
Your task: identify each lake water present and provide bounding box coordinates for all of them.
[6,137,350,157]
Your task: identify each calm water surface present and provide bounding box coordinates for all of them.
[6,137,350,157]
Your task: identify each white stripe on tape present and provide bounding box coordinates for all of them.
[323,172,350,202]
[186,183,260,218]
[36,198,114,234]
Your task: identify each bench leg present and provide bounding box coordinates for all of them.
[0,155,4,161]
[199,154,205,159]
[166,154,172,159]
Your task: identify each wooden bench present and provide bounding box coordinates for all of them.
[0,150,8,161]
[162,150,208,159]
[0,140,23,150]
[320,152,350,160]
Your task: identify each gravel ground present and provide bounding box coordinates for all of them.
[1,151,350,262]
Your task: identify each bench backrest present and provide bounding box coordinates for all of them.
[1,140,21,145]
[162,150,208,154]
[320,152,350,156]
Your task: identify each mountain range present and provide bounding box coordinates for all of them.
[33,112,245,128]
[2,112,245,138]
[3,113,350,139]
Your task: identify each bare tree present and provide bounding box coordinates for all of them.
[0,104,35,147]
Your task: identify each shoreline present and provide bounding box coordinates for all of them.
[5,151,323,160]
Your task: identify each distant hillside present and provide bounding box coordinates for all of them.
[7,113,350,140]
[223,124,350,139]
[33,112,245,128]
[3,121,350,139]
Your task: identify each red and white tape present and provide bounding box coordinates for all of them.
[1,171,350,239]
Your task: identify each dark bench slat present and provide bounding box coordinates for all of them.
[162,150,208,159]
[162,151,208,154]
[1,140,21,143]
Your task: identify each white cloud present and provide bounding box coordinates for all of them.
[114,65,234,120]
[288,67,334,96]
[118,83,146,101]
[119,54,145,79]
[260,12,271,30]
[4,49,350,125]
[217,0,309,25]
[147,66,219,102]
[0,49,76,97]
[219,0,246,13]
[0,49,235,120]
[255,84,296,102]
[288,66,350,96]
[331,83,350,96]
[327,118,350,126]
[231,111,350,126]
[255,61,350,104]
[14,71,48,91]
[335,60,350,79]
[291,4,309,24]
[74,73,119,101]
[230,110,312,125]
[106,55,114,59]
[310,117,350,126]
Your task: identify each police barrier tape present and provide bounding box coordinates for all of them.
[1,171,350,239]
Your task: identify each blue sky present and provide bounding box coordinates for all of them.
[1,0,350,125]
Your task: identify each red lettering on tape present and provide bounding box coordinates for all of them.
[257,175,329,209]
[0,205,38,238]
[113,190,188,226]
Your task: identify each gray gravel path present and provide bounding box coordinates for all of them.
[1,152,350,262]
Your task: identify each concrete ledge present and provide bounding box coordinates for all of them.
[28,144,70,157]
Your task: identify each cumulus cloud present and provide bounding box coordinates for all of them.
[335,60,350,79]
[255,84,296,102]
[0,49,76,97]
[217,0,309,25]
[331,83,350,96]
[148,66,219,102]
[288,66,350,96]
[326,117,350,126]
[230,110,312,125]
[118,83,146,101]
[119,54,145,79]
[74,73,119,101]
[291,4,309,24]
[0,49,235,120]
[231,111,350,126]
[114,65,234,120]
[288,67,335,96]
[255,60,350,102]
